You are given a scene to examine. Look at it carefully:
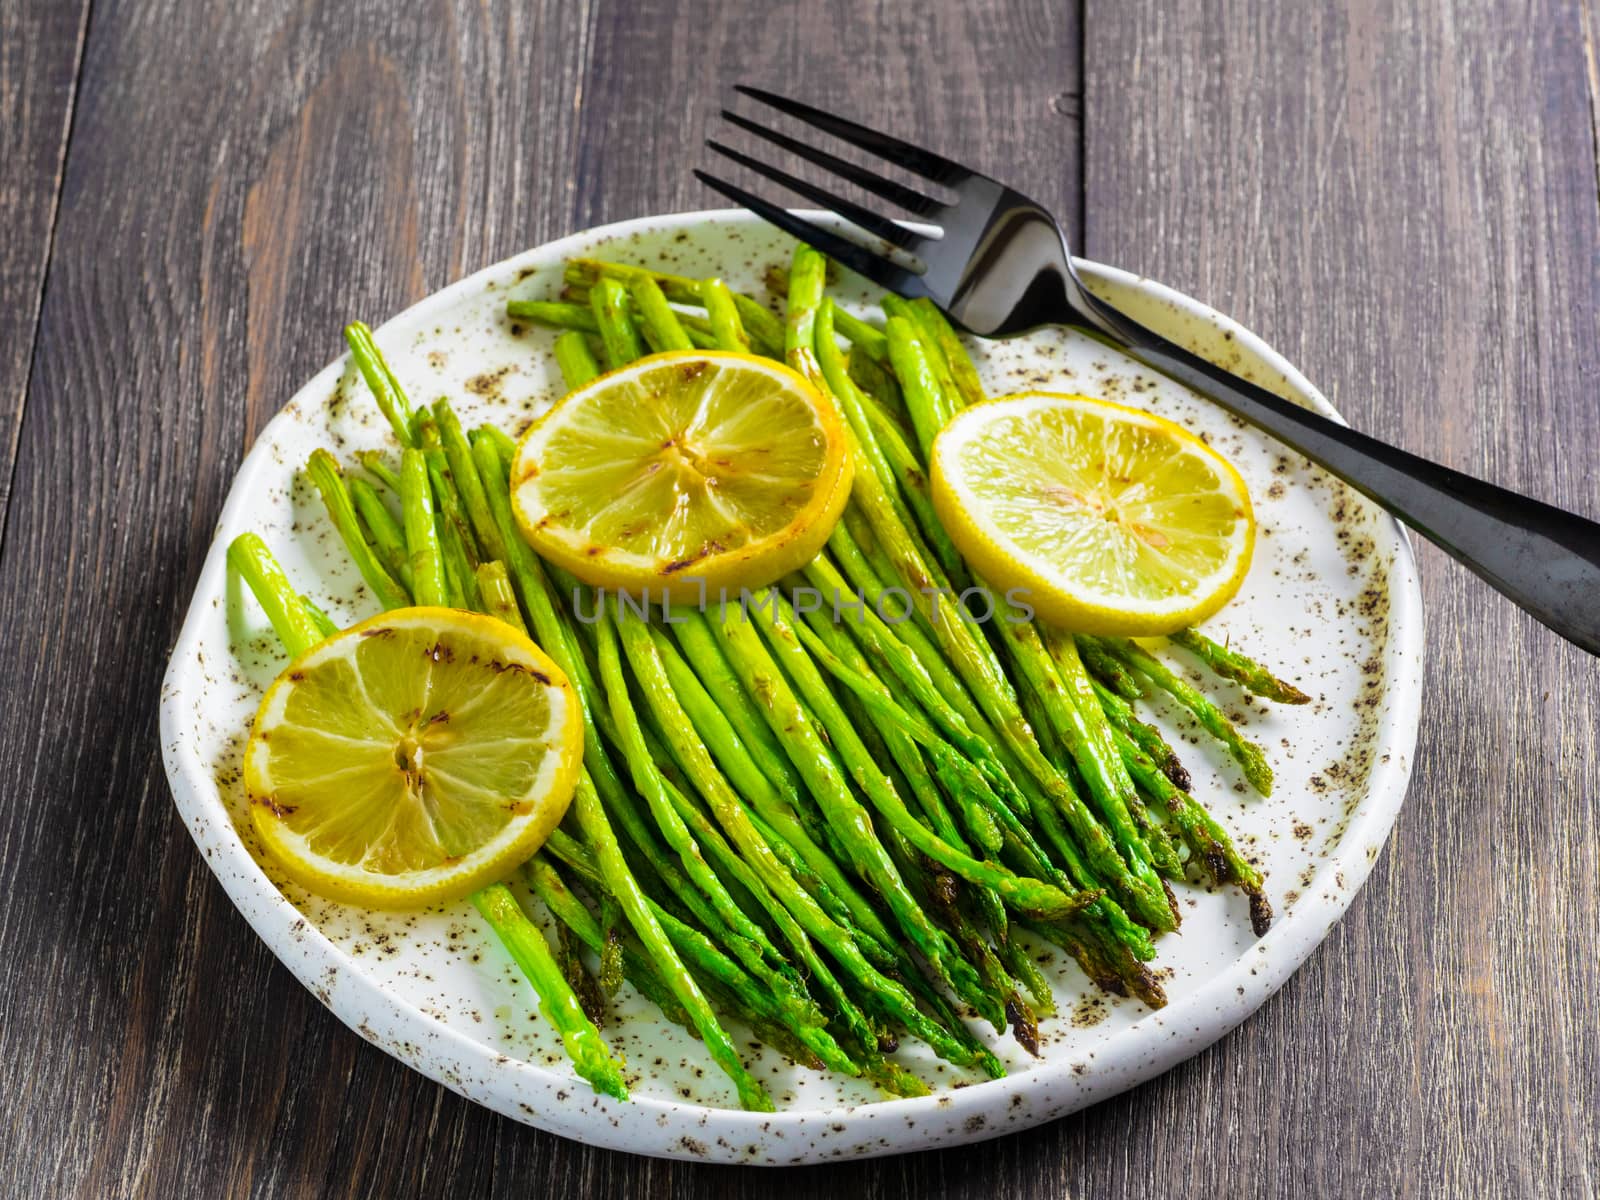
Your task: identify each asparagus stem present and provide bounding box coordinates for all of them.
[592,608,806,1006]
[649,624,893,949]
[538,841,885,1084]
[357,449,402,493]
[908,297,986,408]
[524,855,692,1029]
[471,441,750,958]
[567,772,775,1110]
[667,610,815,819]
[817,301,967,585]
[1091,674,1193,792]
[885,315,954,459]
[764,265,888,361]
[475,562,525,633]
[472,885,629,1099]
[344,322,415,447]
[398,449,448,607]
[566,259,786,356]
[847,345,910,426]
[553,330,601,389]
[348,477,413,593]
[418,423,481,610]
[700,278,750,352]
[1112,725,1274,937]
[712,596,1001,1030]
[628,277,695,352]
[227,534,325,657]
[1076,635,1143,700]
[589,277,647,369]
[752,594,1090,923]
[1090,637,1275,795]
[305,450,412,612]
[300,595,339,638]
[993,613,1173,912]
[1169,627,1311,704]
[432,399,507,564]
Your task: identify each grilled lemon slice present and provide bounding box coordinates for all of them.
[511,351,852,603]
[931,392,1255,634]
[244,607,582,907]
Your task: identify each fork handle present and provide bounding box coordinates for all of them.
[1083,302,1600,656]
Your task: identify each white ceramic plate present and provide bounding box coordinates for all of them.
[159,210,1424,1163]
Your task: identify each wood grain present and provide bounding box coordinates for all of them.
[2,0,1597,1195]
[1082,2,1600,1196]
[0,1,1083,1196]
[0,0,88,538]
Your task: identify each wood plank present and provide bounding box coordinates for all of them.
[0,0,89,539]
[569,0,1083,245]
[1082,2,1600,1196]
[0,1,1085,1197]
[0,3,600,1195]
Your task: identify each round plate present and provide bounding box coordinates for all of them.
[159,210,1424,1163]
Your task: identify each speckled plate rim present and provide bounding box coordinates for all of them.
[159,208,1425,1164]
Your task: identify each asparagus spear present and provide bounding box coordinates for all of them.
[348,477,412,592]
[357,449,402,493]
[591,603,805,1018]
[622,609,993,1073]
[1169,627,1311,704]
[444,421,774,1110]
[305,450,411,612]
[846,345,910,427]
[1076,635,1143,701]
[536,840,907,1085]
[786,258,1091,841]
[432,399,506,564]
[1112,726,1274,937]
[508,298,720,351]
[628,277,695,352]
[748,594,1092,923]
[1088,637,1275,795]
[472,886,630,1099]
[764,263,889,361]
[227,534,328,655]
[588,277,647,369]
[524,854,692,1029]
[817,300,967,585]
[700,278,751,353]
[648,624,895,952]
[343,322,415,447]
[470,438,758,961]
[553,330,602,389]
[908,297,986,408]
[299,595,340,639]
[1090,674,1193,792]
[565,258,786,356]
[417,421,481,610]
[398,449,448,608]
[703,604,1003,1073]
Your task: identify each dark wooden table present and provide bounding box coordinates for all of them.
[4,1,1598,1195]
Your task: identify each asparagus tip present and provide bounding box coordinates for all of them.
[1247,889,1274,937]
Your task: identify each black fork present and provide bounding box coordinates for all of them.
[698,86,1600,658]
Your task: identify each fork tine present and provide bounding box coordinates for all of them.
[705,140,930,252]
[692,170,928,299]
[720,111,945,219]
[734,85,972,186]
